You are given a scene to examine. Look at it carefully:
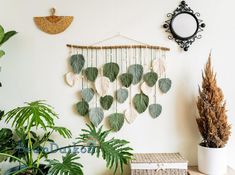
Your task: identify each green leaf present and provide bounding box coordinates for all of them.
[100,95,113,110]
[143,71,158,87]
[119,73,133,88]
[47,151,84,175]
[128,64,143,85]
[48,126,72,138]
[149,104,162,118]
[0,25,4,43]
[108,113,125,132]
[76,100,89,116]
[89,107,104,127]
[0,31,17,45]
[0,50,5,58]
[0,110,4,120]
[4,100,58,130]
[159,78,172,93]
[85,67,98,82]
[103,62,120,82]
[81,88,94,102]
[116,88,128,103]
[133,93,149,113]
[70,54,85,74]
[77,124,133,174]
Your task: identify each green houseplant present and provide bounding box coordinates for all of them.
[0,101,133,175]
[196,54,231,174]
[0,24,17,87]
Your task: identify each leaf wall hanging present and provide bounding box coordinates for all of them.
[70,54,85,74]
[65,72,79,87]
[80,88,94,102]
[133,93,149,113]
[140,82,153,96]
[116,88,128,103]
[128,64,143,85]
[89,107,104,127]
[152,58,166,77]
[76,100,89,116]
[159,78,172,93]
[95,76,110,96]
[84,67,98,82]
[125,108,138,124]
[100,95,113,110]
[149,104,162,118]
[119,73,133,88]
[143,72,158,87]
[108,113,125,132]
[103,62,120,82]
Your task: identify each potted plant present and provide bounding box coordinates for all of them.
[0,100,133,175]
[196,54,231,174]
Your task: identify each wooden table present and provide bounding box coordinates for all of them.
[188,166,235,175]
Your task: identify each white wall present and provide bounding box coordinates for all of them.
[0,0,235,174]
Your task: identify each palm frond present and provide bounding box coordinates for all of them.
[77,123,133,174]
[49,126,72,139]
[47,151,83,175]
[4,100,58,131]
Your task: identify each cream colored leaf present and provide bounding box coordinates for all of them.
[140,82,153,95]
[124,108,138,124]
[95,76,110,96]
[152,58,166,77]
[65,72,79,87]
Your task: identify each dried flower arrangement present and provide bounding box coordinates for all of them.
[196,53,231,148]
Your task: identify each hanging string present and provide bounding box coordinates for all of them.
[95,49,98,107]
[81,48,84,89]
[115,48,118,113]
[120,48,123,73]
[152,49,157,104]
[86,48,89,88]
[163,50,167,78]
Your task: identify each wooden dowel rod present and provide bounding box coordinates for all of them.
[66,44,170,51]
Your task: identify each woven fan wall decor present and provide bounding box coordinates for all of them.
[34,8,73,34]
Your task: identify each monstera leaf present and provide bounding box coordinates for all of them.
[128,64,143,85]
[133,93,149,113]
[70,54,85,74]
[159,78,172,93]
[100,95,113,110]
[116,88,128,103]
[85,67,98,82]
[81,88,94,102]
[143,72,158,87]
[89,107,104,127]
[149,104,162,118]
[119,73,133,88]
[103,62,119,82]
[108,113,125,132]
[76,100,89,116]
[95,76,110,96]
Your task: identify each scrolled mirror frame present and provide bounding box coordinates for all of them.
[163,1,206,51]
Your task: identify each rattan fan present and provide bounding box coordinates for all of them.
[34,8,73,34]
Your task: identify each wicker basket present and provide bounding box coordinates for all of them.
[131,153,188,175]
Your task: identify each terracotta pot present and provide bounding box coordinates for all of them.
[198,144,227,175]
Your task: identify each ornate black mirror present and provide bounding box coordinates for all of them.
[163,1,206,51]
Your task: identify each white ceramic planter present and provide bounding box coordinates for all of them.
[198,144,227,175]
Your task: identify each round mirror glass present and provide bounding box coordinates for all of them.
[171,13,198,38]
